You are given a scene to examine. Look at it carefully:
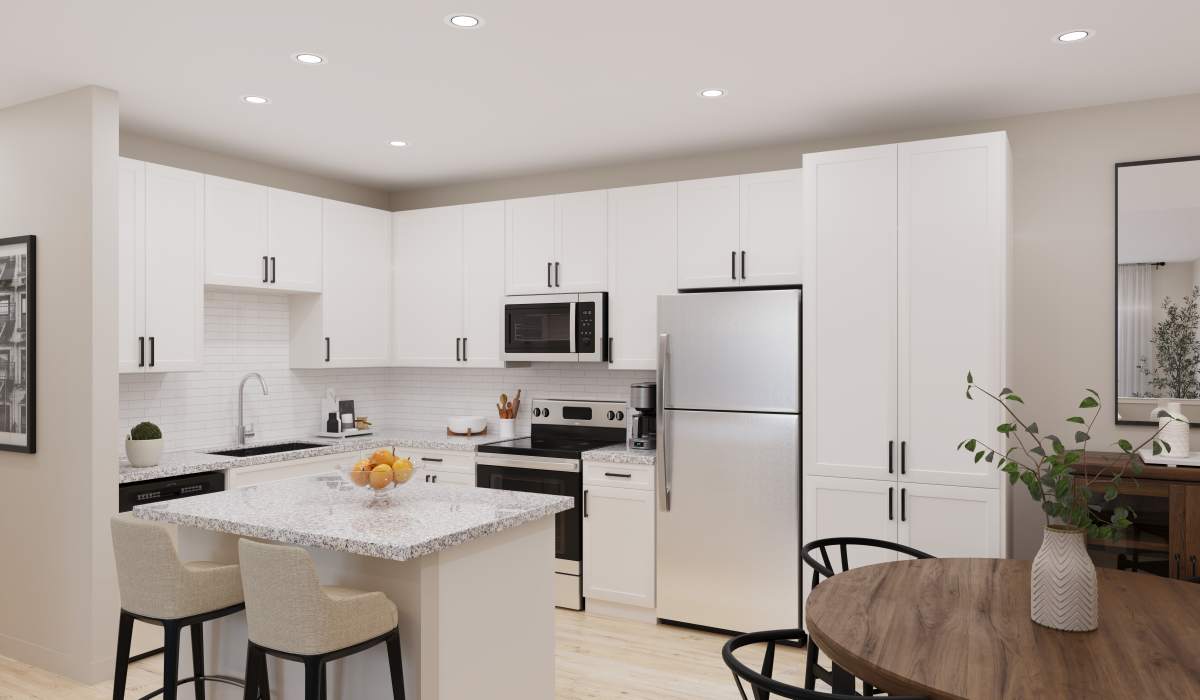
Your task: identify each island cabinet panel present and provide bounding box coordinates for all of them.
[225,450,372,489]
[408,447,475,485]
[582,461,656,609]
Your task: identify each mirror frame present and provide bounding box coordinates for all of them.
[1114,154,1200,425]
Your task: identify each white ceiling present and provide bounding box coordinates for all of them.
[4,1,1200,190]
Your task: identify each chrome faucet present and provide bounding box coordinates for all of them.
[238,372,269,445]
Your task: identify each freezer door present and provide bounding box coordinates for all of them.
[657,289,799,412]
[656,409,799,633]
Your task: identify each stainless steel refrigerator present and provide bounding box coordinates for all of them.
[655,288,800,633]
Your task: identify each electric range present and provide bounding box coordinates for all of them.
[476,398,627,610]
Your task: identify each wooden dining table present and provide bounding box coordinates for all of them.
[805,558,1200,699]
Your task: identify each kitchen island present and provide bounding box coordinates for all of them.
[133,472,572,699]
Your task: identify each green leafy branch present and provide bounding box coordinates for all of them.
[958,372,1178,542]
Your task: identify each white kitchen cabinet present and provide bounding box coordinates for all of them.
[118,158,205,373]
[801,475,898,609]
[205,176,323,293]
[897,482,1001,558]
[676,170,802,290]
[225,451,367,489]
[290,200,391,368]
[505,191,607,295]
[392,201,505,368]
[606,183,677,369]
[582,462,655,609]
[407,448,476,485]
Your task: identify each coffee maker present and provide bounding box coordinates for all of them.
[627,382,656,450]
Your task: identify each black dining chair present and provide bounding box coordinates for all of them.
[723,628,928,700]
[800,537,935,696]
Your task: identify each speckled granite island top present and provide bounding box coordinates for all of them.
[582,443,656,466]
[132,473,573,561]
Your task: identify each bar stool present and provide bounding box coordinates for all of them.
[110,513,248,700]
[237,538,406,700]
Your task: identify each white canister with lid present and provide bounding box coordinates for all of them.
[1154,401,1190,457]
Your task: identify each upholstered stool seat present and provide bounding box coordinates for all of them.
[238,538,406,700]
[110,513,249,700]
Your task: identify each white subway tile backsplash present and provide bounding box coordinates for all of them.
[119,290,653,452]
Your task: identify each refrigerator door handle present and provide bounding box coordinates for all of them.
[657,332,671,511]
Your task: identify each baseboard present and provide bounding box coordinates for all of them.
[583,599,657,624]
[0,630,77,682]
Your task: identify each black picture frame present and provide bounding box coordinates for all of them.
[0,235,35,453]
[1114,156,1200,426]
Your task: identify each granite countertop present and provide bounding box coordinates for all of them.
[582,443,656,466]
[132,473,573,561]
[119,429,525,484]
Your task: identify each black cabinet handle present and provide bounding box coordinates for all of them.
[432,474,438,483]
[462,337,468,362]
[604,472,632,478]
[138,337,145,368]
[270,256,276,283]
[1191,555,1198,577]
[888,440,894,474]
[901,441,907,475]
[888,487,894,521]
[731,251,736,280]
[456,337,461,362]
[555,261,560,287]
[424,474,430,483]
[1175,553,1182,578]
[149,337,155,367]
[421,457,443,463]
[262,255,269,283]
[324,337,330,362]
[901,488,907,522]
[547,262,552,287]
[607,337,613,363]
[583,489,589,517]
[741,250,746,279]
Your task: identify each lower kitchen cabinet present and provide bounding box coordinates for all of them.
[897,482,1001,557]
[226,451,371,489]
[409,448,476,485]
[803,475,899,567]
[582,463,656,609]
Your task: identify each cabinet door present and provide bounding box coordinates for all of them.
[268,188,323,292]
[392,207,464,367]
[144,163,205,372]
[322,201,391,366]
[899,133,1008,489]
[607,183,677,369]
[462,201,506,367]
[117,158,146,373]
[676,176,740,289]
[802,475,897,614]
[421,469,474,486]
[739,169,803,286]
[555,190,607,292]
[897,483,1001,558]
[204,175,269,288]
[505,195,557,295]
[583,485,655,608]
[802,145,897,481]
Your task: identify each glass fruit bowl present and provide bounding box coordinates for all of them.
[339,449,416,501]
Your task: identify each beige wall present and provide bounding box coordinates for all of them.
[0,86,120,682]
[393,93,1200,559]
[121,131,390,209]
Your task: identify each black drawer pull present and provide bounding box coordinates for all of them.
[421,457,443,463]
[604,472,632,478]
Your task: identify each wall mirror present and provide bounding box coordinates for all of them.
[1116,156,1200,424]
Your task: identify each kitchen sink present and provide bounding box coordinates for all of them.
[206,442,325,458]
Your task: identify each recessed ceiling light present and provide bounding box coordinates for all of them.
[389,140,408,147]
[1057,30,1091,43]
[242,95,269,105]
[698,88,726,98]
[446,14,482,28]
[293,52,325,65]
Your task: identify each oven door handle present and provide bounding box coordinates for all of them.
[477,455,581,472]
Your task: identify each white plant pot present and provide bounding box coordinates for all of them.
[125,438,164,468]
[497,418,515,439]
[1030,525,1098,632]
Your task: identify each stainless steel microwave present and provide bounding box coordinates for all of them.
[502,293,607,362]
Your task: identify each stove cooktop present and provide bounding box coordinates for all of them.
[478,435,624,460]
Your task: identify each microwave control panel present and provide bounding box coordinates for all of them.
[576,302,595,353]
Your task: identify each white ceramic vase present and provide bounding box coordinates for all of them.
[1030,525,1098,632]
[125,438,164,468]
[1156,401,1190,456]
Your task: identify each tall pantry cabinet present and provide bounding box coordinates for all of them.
[802,133,1010,605]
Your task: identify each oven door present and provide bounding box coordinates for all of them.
[502,294,576,361]
[475,455,582,567]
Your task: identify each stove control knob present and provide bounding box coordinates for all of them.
[607,410,616,420]
[617,411,625,421]
[533,408,542,417]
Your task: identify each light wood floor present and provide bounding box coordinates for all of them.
[0,610,808,699]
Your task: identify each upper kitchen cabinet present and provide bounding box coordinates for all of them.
[676,170,803,290]
[607,182,677,369]
[505,190,607,294]
[205,175,323,292]
[392,202,505,367]
[118,158,205,373]
[290,200,391,368]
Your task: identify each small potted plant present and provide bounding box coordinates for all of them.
[125,421,164,468]
[959,373,1175,632]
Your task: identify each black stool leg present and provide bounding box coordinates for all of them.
[242,644,258,700]
[112,611,134,700]
[319,662,327,700]
[162,621,181,700]
[257,646,271,699]
[385,628,406,700]
[803,640,818,690]
[304,658,322,700]
[191,622,206,700]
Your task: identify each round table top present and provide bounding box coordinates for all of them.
[805,558,1200,700]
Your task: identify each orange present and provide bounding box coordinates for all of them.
[349,459,372,486]
[369,448,396,466]
[392,457,414,484]
[369,464,394,490]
